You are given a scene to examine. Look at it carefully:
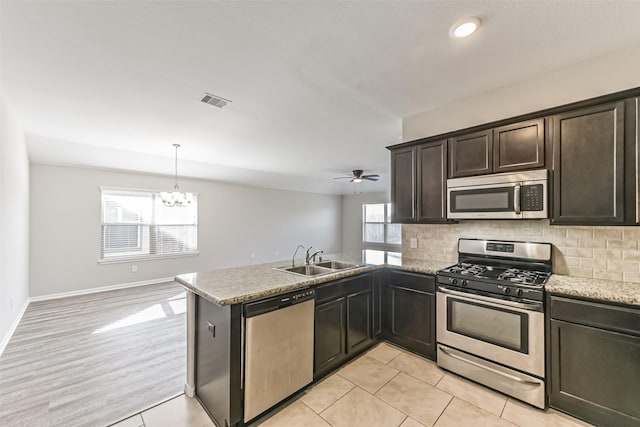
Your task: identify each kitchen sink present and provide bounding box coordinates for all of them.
[275,260,361,277]
[283,265,333,276]
[314,260,357,270]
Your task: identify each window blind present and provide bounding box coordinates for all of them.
[101,189,197,261]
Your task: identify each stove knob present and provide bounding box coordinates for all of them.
[504,287,511,295]
[461,280,468,287]
[451,278,458,285]
[516,289,523,297]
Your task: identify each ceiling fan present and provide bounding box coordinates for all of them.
[333,169,380,183]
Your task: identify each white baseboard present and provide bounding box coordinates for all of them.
[29,277,175,302]
[0,298,31,357]
[0,276,175,357]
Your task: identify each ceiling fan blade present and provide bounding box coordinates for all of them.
[333,176,353,180]
[362,174,380,178]
[363,176,379,181]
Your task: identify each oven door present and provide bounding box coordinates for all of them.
[436,286,544,377]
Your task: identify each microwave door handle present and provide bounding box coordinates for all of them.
[514,184,521,215]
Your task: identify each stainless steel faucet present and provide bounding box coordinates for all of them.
[292,244,306,267]
[306,248,323,265]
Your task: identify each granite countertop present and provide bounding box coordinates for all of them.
[546,274,640,306]
[175,251,451,305]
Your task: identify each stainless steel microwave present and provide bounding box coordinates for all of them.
[447,169,548,219]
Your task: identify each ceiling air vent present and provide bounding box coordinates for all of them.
[200,92,231,108]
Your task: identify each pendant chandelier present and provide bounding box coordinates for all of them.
[160,144,194,207]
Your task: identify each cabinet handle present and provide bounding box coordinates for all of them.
[207,321,216,338]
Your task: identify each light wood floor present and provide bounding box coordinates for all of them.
[0,282,186,427]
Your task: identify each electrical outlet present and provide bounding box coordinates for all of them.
[410,238,418,249]
[132,264,138,273]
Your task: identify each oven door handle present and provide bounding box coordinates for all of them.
[439,345,543,387]
[438,286,543,312]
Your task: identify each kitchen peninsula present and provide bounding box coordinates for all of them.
[175,251,447,426]
[176,250,640,427]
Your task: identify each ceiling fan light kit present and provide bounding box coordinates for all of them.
[160,144,194,207]
[333,169,380,183]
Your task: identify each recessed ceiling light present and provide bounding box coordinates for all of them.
[449,17,481,39]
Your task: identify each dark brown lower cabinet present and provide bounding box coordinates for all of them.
[372,270,384,338]
[314,273,373,378]
[195,296,243,427]
[548,295,640,427]
[314,297,347,376]
[383,271,436,359]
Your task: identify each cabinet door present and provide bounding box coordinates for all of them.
[372,271,384,338]
[493,118,545,173]
[551,101,626,224]
[449,130,493,178]
[384,272,436,359]
[196,297,242,427]
[390,147,416,223]
[346,289,372,354]
[314,298,347,376]
[416,140,448,222]
[549,319,640,427]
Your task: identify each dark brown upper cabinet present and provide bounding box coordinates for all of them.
[550,100,635,225]
[390,140,448,223]
[390,146,415,223]
[388,87,640,226]
[449,120,546,178]
[417,140,448,222]
[493,118,545,173]
[448,130,493,178]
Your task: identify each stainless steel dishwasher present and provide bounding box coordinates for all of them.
[243,287,315,422]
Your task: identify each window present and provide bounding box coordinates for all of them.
[100,188,198,262]
[363,203,401,246]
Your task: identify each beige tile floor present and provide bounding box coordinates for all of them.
[112,343,594,427]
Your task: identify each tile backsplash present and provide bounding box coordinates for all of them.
[403,220,640,282]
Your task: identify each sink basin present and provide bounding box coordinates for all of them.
[281,265,334,276]
[315,260,357,270]
[275,260,361,277]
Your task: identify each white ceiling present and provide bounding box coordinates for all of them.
[2,1,640,194]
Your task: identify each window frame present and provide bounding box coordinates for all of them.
[98,186,199,264]
[362,202,402,250]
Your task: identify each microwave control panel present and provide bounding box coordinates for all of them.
[521,184,544,211]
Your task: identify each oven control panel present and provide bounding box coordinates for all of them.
[486,242,514,253]
[437,274,544,302]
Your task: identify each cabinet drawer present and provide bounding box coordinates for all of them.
[316,273,372,304]
[386,271,435,293]
[549,295,640,336]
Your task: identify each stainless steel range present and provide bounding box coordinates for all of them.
[436,238,552,409]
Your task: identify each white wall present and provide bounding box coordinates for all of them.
[403,45,640,141]
[341,191,391,254]
[0,96,30,339]
[30,164,343,297]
